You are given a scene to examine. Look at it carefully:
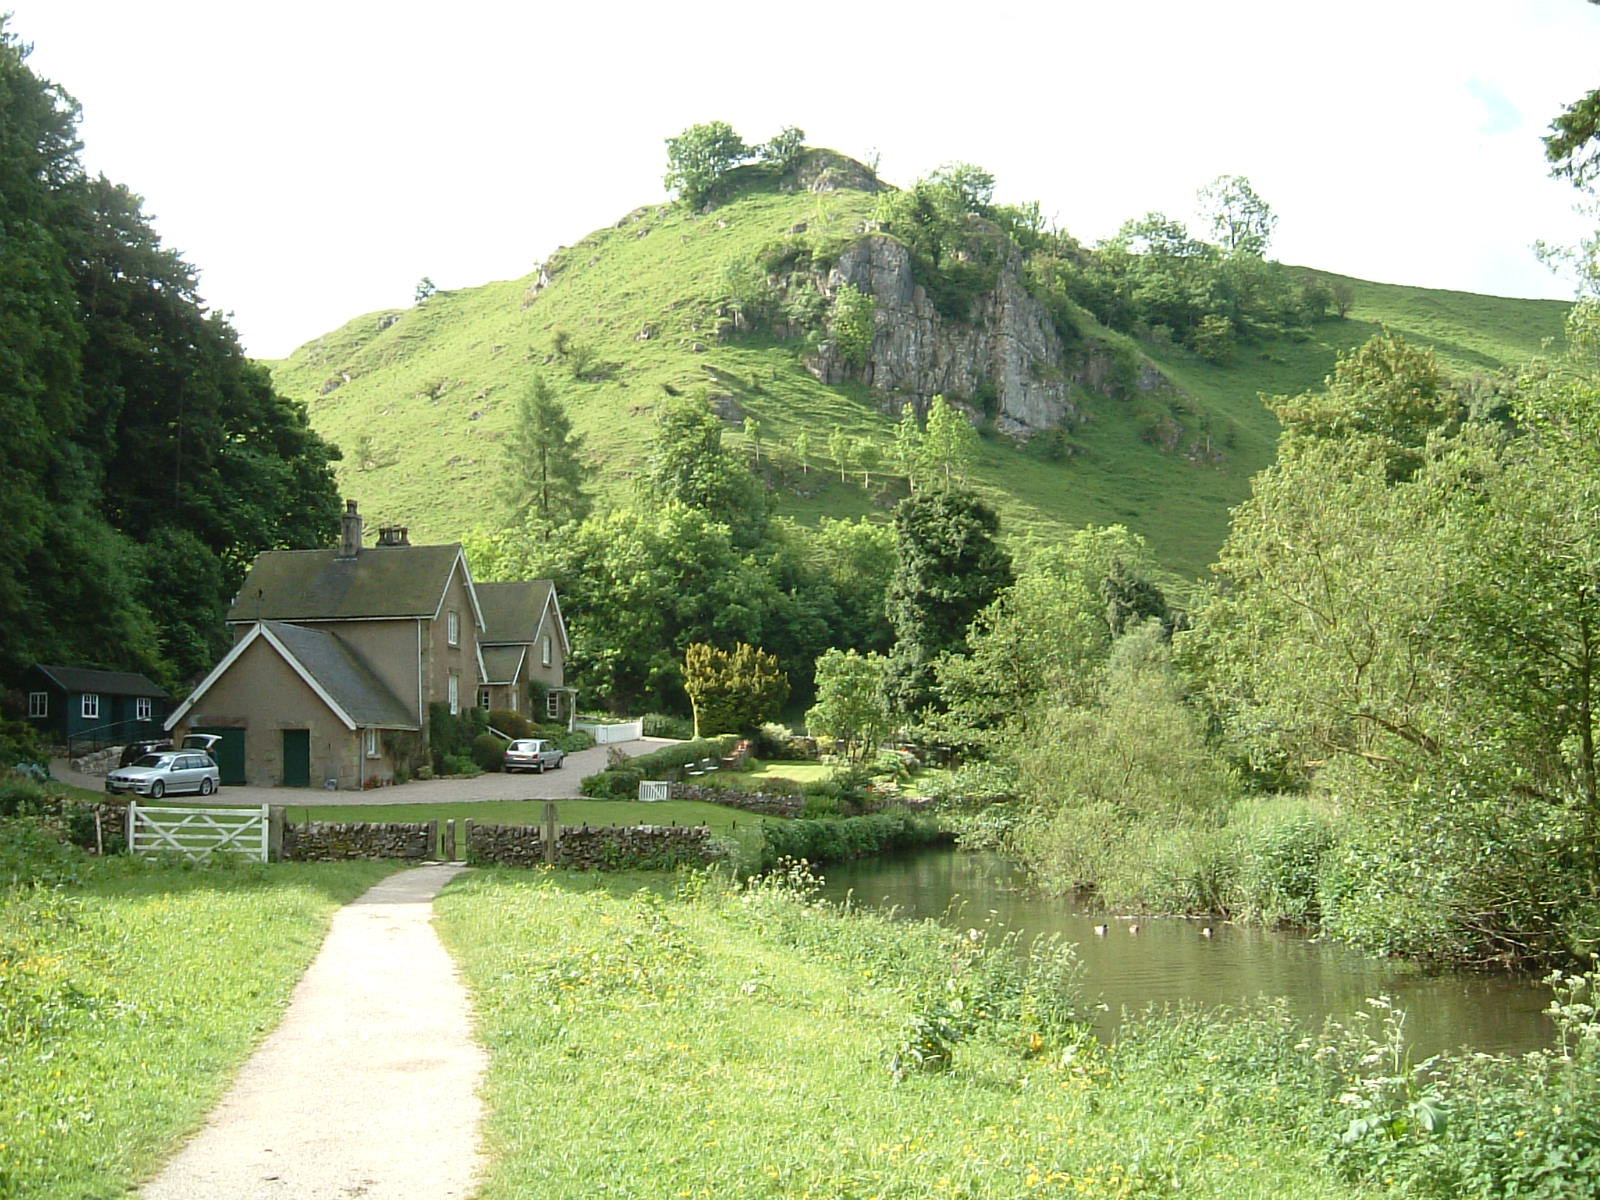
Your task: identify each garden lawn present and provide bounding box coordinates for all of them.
[0,857,394,1199]
[435,869,1377,1200]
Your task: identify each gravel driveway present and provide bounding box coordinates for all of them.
[53,737,677,807]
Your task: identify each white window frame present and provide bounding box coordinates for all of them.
[478,687,491,711]
[448,673,460,715]
[136,697,152,722]
[28,692,47,718]
[82,693,99,720]
[364,728,380,758]
[547,690,560,720]
[542,635,553,667]
[447,610,460,647]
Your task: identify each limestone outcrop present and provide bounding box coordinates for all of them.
[799,234,1170,436]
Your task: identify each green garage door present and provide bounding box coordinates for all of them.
[194,727,246,786]
[282,729,311,788]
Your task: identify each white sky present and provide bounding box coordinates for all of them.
[9,0,1599,358]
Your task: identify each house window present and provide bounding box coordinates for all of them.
[547,690,560,720]
[448,673,460,715]
[136,697,152,722]
[478,687,491,711]
[82,694,99,720]
[28,692,47,718]
[542,635,553,667]
[365,728,379,758]
[447,610,460,647]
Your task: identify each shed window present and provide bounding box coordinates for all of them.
[448,673,460,715]
[136,697,152,722]
[547,691,560,720]
[447,610,460,647]
[82,694,99,719]
[542,635,553,666]
[365,728,379,758]
[28,692,47,718]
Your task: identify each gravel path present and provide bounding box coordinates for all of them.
[141,864,484,1200]
[53,736,677,806]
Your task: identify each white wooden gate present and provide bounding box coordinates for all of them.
[638,781,671,802]
[575,719,644,745]
[127,803,270,863]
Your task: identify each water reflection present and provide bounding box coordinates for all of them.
[817,848,1554,1058]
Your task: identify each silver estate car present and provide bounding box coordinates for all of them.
[105,750,221,798]
[503,738,565,774]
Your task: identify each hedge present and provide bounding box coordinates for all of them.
[579,736,739,799]
[748,808,951,873]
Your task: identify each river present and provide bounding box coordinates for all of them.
[817,847,1555,1058]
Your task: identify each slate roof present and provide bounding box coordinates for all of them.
[475,580,554,644]
[227,544,470,623]
[479,645,527,685]
[31,665,170,699]
[260,622,417,727]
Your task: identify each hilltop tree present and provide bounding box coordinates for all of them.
[503,374,589,530]
[1197,174,1277,257]
[664,121,752,209]
[759,125,806,170]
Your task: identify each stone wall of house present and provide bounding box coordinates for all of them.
[283,821,434,861]
[467,822,723,870]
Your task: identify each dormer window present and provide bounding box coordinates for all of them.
[447,610,460,647]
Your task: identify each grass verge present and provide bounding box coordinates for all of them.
[435,867,1382,1199]
[1,856,394,1199]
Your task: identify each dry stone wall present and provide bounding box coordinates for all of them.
[668,784,803,818]
[467,822,723,870]
[283,821,434,862]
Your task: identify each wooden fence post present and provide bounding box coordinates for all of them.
[542,801,558,867]
[463,819,474,864]
[428,819,440,860]
[444,819,456,862]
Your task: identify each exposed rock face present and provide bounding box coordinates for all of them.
[802,234,1171,436]
[787,149,885,196]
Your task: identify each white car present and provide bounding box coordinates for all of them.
[503,738,565,774]
[105,750,221,798]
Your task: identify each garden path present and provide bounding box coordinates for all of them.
[141,863,484,1200]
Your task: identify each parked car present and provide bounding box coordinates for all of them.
[105,750,221,798]
[117,732,223,768]
[503,738,565,773]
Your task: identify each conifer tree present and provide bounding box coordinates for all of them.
[503,374,590,530]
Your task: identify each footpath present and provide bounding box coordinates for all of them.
[141,863,484,1199]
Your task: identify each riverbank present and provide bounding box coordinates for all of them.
[435,866,1600,1200]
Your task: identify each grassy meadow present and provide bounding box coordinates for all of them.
[269,166,1569,582]
[0,855,394,1199]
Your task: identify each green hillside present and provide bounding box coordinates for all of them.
[269,160,1568,580]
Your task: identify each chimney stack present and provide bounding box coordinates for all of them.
[339,499,363,558]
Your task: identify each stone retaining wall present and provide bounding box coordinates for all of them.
[283,821,434,861]
[467,822,723,870]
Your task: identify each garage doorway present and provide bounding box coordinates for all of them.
[194,726,246,786]
[282,729,311,788]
